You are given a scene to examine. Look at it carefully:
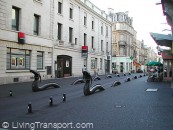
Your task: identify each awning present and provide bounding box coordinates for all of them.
[146,61,163,66]
[133,61,141,67]
[150,32,173,47]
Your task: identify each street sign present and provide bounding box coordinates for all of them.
[130,56,133,60]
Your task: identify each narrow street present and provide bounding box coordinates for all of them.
[0,74,173,130]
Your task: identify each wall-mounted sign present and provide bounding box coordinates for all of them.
[66,60,69,67]
[82,46,88,58]
[18,32,25,44]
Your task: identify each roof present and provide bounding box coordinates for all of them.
[150,32,173,47]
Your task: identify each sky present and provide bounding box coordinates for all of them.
[89,0,171,50]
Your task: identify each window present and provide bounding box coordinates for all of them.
[12,6,20,31]
[84,12,87,26]
[114,25,116,30]
[69,8,73,19]
[69,27,73,43]
[91,36,94,49]
[101,40,103,51]
[84,59,87,67]
[120,35,124,41]
[106,42,109,54]
[120,47,125,55]
[58,23,62,40]
[106,26,108,37]
[69,4,73,19]
[58,1,62,14]
[101,23,103,35]
[92,17,94,30]
[34,14,40,35]
[112,62,116,70]
[7,48,31,70]
[75,38,77,45]
[37,51,43,69]
[91,58,97,69]
[84,33,87,46]
[100,58,103,70]
[113,35,116,42]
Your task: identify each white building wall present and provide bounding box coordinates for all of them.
[52,0,112,76]
[0,0,112,84]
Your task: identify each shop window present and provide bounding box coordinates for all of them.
[7,48,31,70]
[37,51,43,69]
[91,58,97,69]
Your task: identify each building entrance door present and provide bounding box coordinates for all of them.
[57,58,63,78]
[57,55,72,78]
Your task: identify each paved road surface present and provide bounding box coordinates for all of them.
[0,74,173,130]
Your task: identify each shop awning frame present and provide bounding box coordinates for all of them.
[150,32,173,47]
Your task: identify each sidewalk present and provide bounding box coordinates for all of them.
[0,74,110,98]
[0,73,171,98]
[0,76,80,98]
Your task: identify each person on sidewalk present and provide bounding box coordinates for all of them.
[82,65,87,79]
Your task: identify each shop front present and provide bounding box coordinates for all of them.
[150,32,173,82]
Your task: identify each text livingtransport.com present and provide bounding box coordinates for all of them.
[1,121,94,130]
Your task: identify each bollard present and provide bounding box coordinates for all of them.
[9,90,12,97]
[28,102,32,113]
[125,77,130,82]
[63,93,66,102]
[134,76,137,79]
[116,74,120,77]
[49,97,53,106]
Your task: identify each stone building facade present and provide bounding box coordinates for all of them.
[0,0,112,84]
[111,12,137,73]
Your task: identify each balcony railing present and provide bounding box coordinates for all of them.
[118,41,127,46]
[55,40,64,46]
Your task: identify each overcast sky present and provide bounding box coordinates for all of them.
[89,0,171,50]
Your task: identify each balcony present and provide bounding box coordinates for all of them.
[55,40,64,46]
[118,41,127,46]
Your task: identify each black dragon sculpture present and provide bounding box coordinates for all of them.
[82,70,105,96]
[30,70,60,92]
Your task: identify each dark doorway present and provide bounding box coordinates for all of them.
[57,55,72,78]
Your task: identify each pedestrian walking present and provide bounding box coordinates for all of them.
[82,65,87,79]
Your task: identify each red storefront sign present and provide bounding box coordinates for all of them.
[82,46,88,51]
[18,32,25,44]
[81,46,88,58]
